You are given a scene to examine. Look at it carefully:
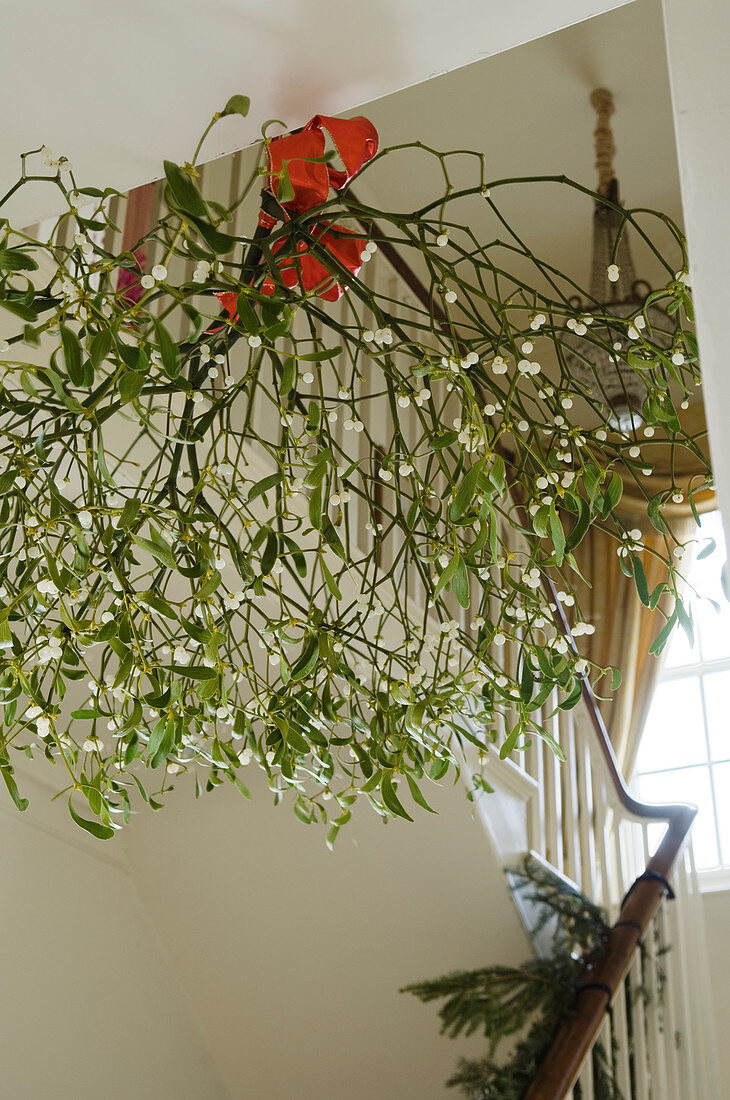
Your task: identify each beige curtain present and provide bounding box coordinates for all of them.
[570,405,713,776]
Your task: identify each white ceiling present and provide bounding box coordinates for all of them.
[352,0,683,298]
[0,0,633,228]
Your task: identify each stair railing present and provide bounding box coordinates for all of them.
[357,200,701,1099]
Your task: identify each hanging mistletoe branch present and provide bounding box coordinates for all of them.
[0,97,710,837]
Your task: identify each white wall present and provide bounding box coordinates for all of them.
[0,770,227,1100]
[662,0,730,549]
[701,889,730,1089]
[0,757,529,1100]
[662,3,730,1071]
[120,768,529,1100]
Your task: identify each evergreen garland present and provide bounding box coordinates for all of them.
[403,856,635,1099]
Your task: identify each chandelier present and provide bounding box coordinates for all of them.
[563,89,672,433]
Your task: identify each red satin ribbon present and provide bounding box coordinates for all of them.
[260,114,378,301]
[214,291,238,324]
[213,114,378,326]
[259,223,365,302]
[265,114,378,216]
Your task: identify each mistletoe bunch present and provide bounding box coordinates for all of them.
[0,96,709,837]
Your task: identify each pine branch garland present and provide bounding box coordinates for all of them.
[402,855,635,1099]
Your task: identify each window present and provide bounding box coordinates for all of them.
[633,511,730,885]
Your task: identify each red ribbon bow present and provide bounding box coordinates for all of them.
[214,114,378,324]
[259,222,367,303]
[265,114,378,216]
[261,114,378,301]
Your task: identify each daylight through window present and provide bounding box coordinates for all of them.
[633,511,730,879]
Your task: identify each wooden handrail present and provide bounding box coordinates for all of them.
[356,198,698,1098]
[523,585,696,1098]
[523,801,695,1099]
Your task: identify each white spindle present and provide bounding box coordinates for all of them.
[611,978,634,1097]
[575,719,600,900]
[593,773,614,912]
[575,1040,595,1100]
[628,948,651,1100]
[656,899,684,1098]
[559,709,581,887]
[542,695,564,872]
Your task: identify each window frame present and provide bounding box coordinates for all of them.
[632,512,730,890]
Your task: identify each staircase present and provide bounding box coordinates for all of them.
[468,685,718,1098]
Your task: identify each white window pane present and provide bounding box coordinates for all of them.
[703,670,730,762]
[634,766,719,870]
[691,511,726,592]
[635,677,707,773]
[694,599,730,662]
[644,820,668,861]
[713,762,730,865]
[689,511,730,662]
[662,619,700,669]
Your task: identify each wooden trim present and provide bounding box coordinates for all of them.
[480,742,541,802]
